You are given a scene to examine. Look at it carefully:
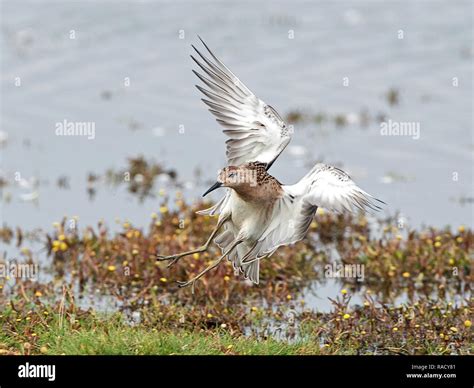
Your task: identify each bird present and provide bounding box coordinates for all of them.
[157,37,384,291]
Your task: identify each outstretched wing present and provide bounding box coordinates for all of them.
[191,37,291,168]
[288,163,385,214]
[251,163,385,257]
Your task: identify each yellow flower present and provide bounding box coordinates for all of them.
[132,249,139,255]
[107,265,116,272]
[358,235,367,242]
[341,289,348,295]
[456,237,463,243]
[286,294,292,300]
[448,258,455,265]
[151,212,158,219]
[360,330,366,335]
[439,333,444,338]
[402,272,410,278]
[40,346,48,354]
[392,327,398,332]
[396,234,403,240]
[122,260,129,266]
[43,311,49,315]
[226,344,233,350]
[310,221,318,229]
[464,320,472,328]
[434,241,441,248]
[58,234,66,241]
[449,327,458,333]
[251,307,258,312]
[123,222,130,229]
[35,291,42,297]
[363,301,370,307]
[160,277,167,283]
[159,206,168,214]
[435,235,442,241]
[59,242,68,251]
[193,253,200,260]
[52,240,61,248]
[224,275,230,282]
[458,225,465,233]
[343,313,351,320]
[206,313,213,319]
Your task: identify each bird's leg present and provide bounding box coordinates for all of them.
[241,248,266,265]
[177,238,243,293]
[156,215,229,267]
[241,256,263,265]
[239,241,258,265]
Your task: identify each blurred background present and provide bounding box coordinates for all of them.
[1,0,472,233]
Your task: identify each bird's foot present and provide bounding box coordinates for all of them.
[177,279,197,294]
[156,254,181,268]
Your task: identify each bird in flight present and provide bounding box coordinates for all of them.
[157,37,384,291]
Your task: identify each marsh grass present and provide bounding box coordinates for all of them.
[0,197,472,355]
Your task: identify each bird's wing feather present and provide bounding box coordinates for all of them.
[290,163,385,213]
[192,37,291,167]
[253,163,384,256]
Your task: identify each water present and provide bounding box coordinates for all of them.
[0,0,472,310]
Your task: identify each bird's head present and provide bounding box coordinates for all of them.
[202,165,260,197]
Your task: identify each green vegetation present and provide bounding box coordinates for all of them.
[0,197,472,355]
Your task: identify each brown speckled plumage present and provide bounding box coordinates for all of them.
[219,162,283,203]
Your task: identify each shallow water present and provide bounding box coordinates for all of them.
[1,1,473,311]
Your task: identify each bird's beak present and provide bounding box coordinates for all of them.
[202,181,223,197]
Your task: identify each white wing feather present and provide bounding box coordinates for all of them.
[290,164,384,213]
[253,163,384,257]
[192,37,291,167]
